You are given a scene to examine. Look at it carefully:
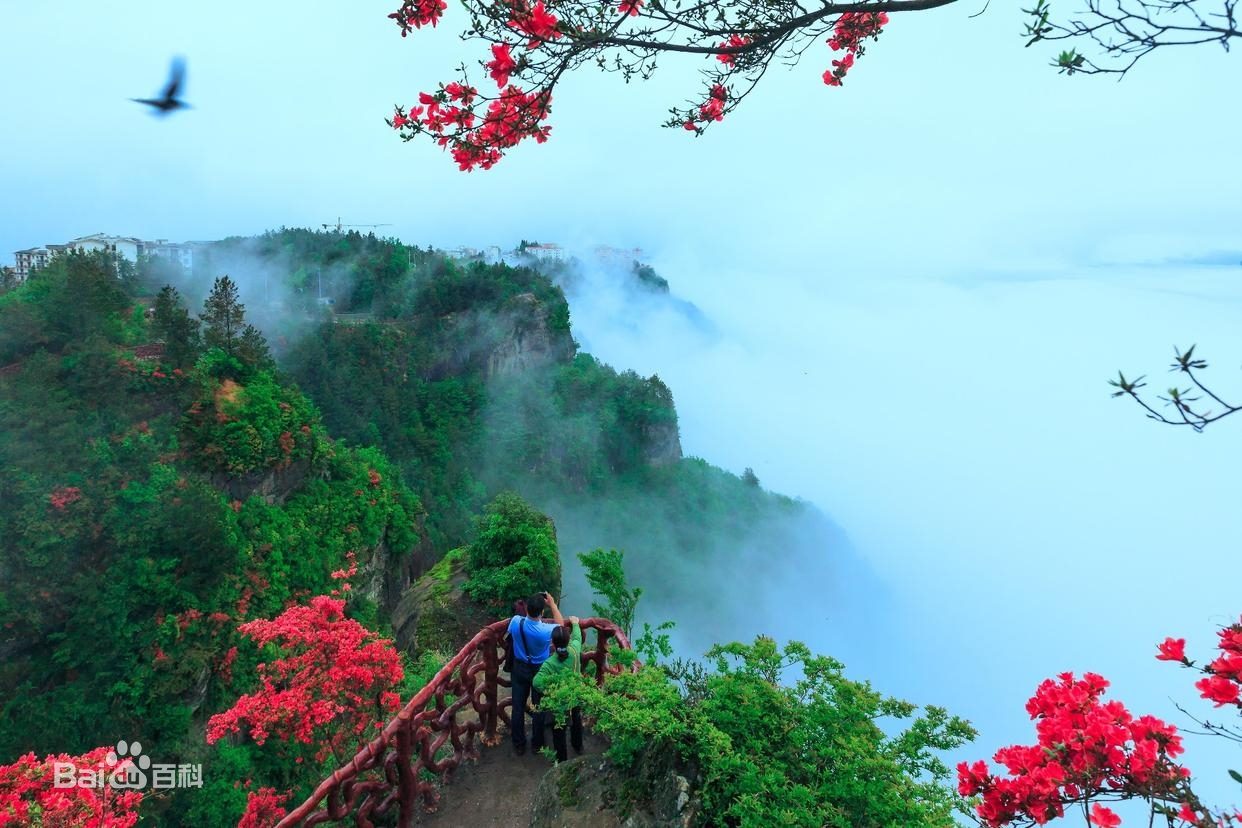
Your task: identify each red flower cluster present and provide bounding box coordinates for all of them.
[822,11,887,86]
[487,42,518,88]
[330,551,358,582]
[510,0,562,48]
[388,0,447,34]
[393,83,553,170]
[219,644,240,683]
[957,672,1191,827]
[389,0,561,167]
[48,485,82,512]
[715,34,751,68]
[206,595,404,762]
[823,52,854,87]
[278,430,294,458]
[0,748,143,827]
[828,10,888,51]
[1160,616,1242,709]
[682,84,728,132]
[618,0,642,16]
[237,785,290,828]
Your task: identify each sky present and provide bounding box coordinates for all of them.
[561,253,1242,819]
[3,0,1241,821]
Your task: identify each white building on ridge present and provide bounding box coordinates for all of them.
[10,234,199,283]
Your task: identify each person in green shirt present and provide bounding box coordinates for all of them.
[532,615,584,761]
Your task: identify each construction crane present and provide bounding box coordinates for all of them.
[321,218,393,233]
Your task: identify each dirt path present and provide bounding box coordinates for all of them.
[418,729,607,827]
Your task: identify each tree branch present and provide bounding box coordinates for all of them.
[1111,346,1242,431]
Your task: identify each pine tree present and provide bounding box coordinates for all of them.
[200,275,271,374]
[151,285,201,369]
[201,275,245,353]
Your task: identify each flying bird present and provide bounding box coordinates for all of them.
[132,57,189,115]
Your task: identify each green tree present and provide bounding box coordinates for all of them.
[44,251,133,349]
[150,284,202,368]
[135,254,189,296]
[236,323,272,370]
[579,547,674,661]
[201,275,271,374]
[577,547,644,637]
[202,275,246,351]
[463,492,562,610]
[543,636,976,827]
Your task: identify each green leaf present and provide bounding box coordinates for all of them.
[1230,768,1242,785]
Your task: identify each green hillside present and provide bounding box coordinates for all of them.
[0,232,967,826]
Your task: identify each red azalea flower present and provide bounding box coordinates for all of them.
[1195,675,1241,707]
[512,1,561,48]
[715,33,750,67]
[1156,637,1186,661]
[1089,803,1121,827]
[487,42,518,87]
[389,0,447,31]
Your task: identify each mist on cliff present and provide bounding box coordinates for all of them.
[541,250,1242,812]
[151,236,353,356]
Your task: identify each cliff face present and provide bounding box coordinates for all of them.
[640,420,682,468]
[486,293,574,378]
[390,549,495,655]
[209,457,313,504]
[427,292,575,381]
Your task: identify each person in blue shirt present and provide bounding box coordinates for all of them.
[507,591,563,755]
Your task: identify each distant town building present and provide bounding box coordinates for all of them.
[444,246,481,260]
[10,233,199,283]
[525,243,565,262]
[593,245,645,266]
[142,239,196,270]
[66,233,142,261]
[13,247,52,282]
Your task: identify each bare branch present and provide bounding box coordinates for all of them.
[1111,346,1242,431]
[1025,0,1241,76]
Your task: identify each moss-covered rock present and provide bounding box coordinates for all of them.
[392,547,498,655]
[530,747,701,828]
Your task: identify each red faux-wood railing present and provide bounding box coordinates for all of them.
[278,617,638,828]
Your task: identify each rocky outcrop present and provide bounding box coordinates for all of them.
[208,457,313,505]
[426,292,574,381]
[391,550,498,655]
[639,422,681,468]
[486,293,573,379]
[531,749,702,828]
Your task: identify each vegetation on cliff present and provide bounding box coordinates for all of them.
[0,232,874,825]
[0,250,422,822]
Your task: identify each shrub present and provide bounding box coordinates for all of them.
[463,492,561,611]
